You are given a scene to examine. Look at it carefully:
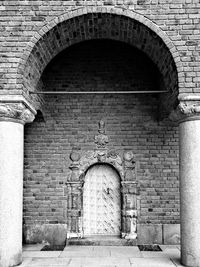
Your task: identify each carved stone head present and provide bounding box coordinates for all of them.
[124,151,134,162]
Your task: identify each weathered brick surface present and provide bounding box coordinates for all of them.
[23,41,179,236]
[19,11,178,105]
[0,1,199,100]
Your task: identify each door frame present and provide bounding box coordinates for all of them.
[66,149,138,240]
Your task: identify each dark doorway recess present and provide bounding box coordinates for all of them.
[41,245,65,251]
[138,245,162,251]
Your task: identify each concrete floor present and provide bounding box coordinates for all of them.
[20,244,184,267]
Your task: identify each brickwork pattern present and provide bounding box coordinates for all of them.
[23,41,179,234]
[1,1,199,106]
[19,12,178,100]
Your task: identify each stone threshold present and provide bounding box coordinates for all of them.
[66,235,137,246]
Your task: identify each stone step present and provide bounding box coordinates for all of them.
[66,236,137,246]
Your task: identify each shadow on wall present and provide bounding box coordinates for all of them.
[23,224,68,246]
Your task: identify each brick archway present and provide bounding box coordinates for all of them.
[17,7,181,111]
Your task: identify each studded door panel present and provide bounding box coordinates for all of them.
[83,164,121,236]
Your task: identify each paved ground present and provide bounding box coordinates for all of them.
[20,244,184,267]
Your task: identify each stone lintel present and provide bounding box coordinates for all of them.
[170,96,200,123]
[0,95,36,124]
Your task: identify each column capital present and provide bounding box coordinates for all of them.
[0,96,36,124]
[169,95,200,123]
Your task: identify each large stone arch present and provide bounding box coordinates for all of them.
[17,6,182,111]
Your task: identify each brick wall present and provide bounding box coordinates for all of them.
[1,1,199,99]
[23,40,179,242]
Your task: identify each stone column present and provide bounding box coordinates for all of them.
[171,96,200,267]
[0,101,35,267]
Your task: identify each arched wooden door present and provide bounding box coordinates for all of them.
[83,164,121,236]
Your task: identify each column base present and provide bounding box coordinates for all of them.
[0,251,22,267]
[181,252,200,267]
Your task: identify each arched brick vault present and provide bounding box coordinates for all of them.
[17,7,182,111]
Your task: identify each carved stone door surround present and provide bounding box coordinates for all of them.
[66,120,138,240]
[66,148,138,240]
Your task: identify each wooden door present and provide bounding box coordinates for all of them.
[83,164,121,236]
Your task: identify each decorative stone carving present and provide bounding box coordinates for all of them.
[0,103,35,124]
[124,151,136,181]
[97,150,107,162]
[123,210,137,240]
[124,151,135,166]
[179,102,200,114]
[121,180,138,240]
[69,151,81,181]
[65,181,83,239]
[169,99,200,122]
[77,150,124,178]
[67,148,138,240]
[79,151,97,175]
[68,149,136,184]
[94,119,109,148]
[70,151,81,163]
